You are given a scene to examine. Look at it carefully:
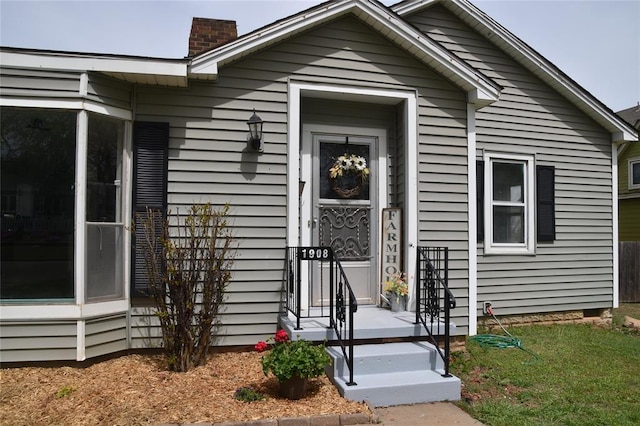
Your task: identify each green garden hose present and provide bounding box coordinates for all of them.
[471,306,541,363]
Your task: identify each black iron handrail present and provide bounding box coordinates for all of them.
[284,246,357,386]
[415,246,456,377]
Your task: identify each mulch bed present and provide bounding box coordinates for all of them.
[0,351,370,425]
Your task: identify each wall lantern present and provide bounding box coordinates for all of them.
[247,110,263,151]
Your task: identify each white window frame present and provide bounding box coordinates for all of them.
[483,152,535,255]
[629,157,640,190]
[0,103,132,320]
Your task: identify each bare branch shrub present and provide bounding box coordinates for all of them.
[136,203,236,372]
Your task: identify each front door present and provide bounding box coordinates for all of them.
[309,133,378,306]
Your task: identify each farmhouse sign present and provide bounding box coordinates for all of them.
[380,208,402,287]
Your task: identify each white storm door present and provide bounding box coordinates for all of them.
[310,134,378,306]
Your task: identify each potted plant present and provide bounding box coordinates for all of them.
[328,153,370,198]
[255,330,331,399]
[383,272,408,312]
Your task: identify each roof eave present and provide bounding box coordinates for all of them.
[0,48,190,87]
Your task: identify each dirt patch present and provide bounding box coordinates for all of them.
[0,351,370,425]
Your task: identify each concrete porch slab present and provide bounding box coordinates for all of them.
[279,305,454,341]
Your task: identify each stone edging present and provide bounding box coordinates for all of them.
[155,411,377,426]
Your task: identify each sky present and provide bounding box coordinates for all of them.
[0,0,638,112]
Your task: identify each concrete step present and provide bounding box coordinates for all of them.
[325,342,461,407]
[330,368,460,407]
[327,342,445,376]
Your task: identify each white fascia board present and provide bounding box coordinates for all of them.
[0,50,188,79]
[468,88,499,109]
[613,130,639,144]
[394,0,637,142]
[189,0,500,105]
[391,0,437,16]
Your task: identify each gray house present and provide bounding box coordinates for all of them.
[1,0,637,401]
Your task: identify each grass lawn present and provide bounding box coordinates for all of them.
[452,304,640,426]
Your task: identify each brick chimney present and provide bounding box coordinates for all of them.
[188,18,237,57]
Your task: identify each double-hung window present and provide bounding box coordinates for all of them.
[483,153,535,254]
[630,158,640,190]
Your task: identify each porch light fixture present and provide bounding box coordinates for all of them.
[247,110,263,151]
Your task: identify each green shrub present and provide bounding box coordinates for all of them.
[234,387,266,402]
[256,330,331,382]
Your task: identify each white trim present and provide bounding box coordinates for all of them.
[0,98,132,120]
[79,73,89,97]
[76,110,88,304]
[286,84,301,247]
[628,157,640,190]
[483,152,535,255]
[404,95,418,309]
[83,101,132,120]
[81,300,130,317]
[287,81,419,308]
[467,103,477,336]
[123,121,133,301]
[77,320,86,361]
[0,300,129,321]
[613,147,620,308]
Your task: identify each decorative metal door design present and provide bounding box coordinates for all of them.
[311,134,377,306]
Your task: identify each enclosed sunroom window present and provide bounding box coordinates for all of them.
[1,107,127,302]
[483,153,535,254]
[86,113,125,301]
[1,108,76,300]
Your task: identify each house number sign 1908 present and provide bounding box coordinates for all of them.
[298,247,332,260]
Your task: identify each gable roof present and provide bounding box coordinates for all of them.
[393,0,638,143]
[617,104,640,130]
[188,0,501,108]
[616,105,640,159]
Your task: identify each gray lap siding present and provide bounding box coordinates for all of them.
[407,5,614,317]
[134,15,471,341]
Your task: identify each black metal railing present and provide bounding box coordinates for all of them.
[285,246,357,386]
[415,246,456,377]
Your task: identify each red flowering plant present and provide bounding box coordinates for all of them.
[255,330,331,382]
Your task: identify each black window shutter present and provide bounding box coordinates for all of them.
[536,165,555,242]
[477,160,484,242]
[132,121,169,296]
